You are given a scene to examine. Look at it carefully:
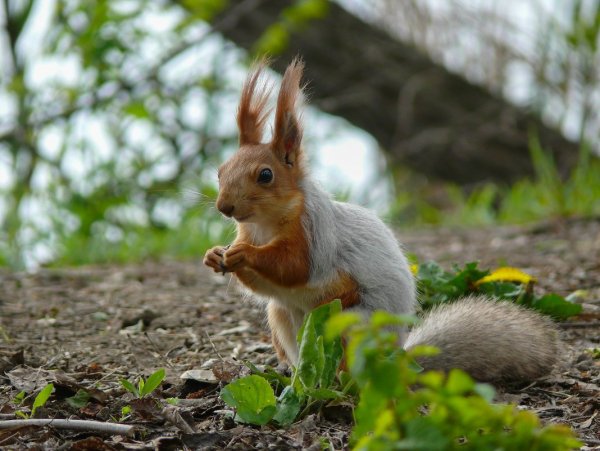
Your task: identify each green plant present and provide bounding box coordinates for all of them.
[220,299,579,449]
[586,348,600,359]
[414,261,582,320]
[221,301,348,426]
[15,383,54,419]
[66,389,91,409]
[119,405,132,422]
[12,390,25,406]
[120,368,166,399]
[327,311,581,450]
[390,140,600,228]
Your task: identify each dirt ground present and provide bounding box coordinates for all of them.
[0,218,599,450]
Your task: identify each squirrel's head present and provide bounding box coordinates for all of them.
[216,58,306,225]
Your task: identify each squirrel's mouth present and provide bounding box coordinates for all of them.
[234,213,254,222]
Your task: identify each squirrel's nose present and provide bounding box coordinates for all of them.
[217,202,235,217]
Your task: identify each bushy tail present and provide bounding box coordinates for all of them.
[404,296,558,382]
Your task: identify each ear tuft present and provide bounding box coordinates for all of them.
[237,60,272,145]
[273,57,305,165]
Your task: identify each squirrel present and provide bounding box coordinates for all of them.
[203,58,558,382]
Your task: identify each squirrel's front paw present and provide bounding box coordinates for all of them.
[223,243,253,272]
[203,245,229,274]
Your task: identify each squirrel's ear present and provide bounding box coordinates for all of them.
[237,61,272,146]
[272,57,304,165]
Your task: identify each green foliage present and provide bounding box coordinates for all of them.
[220,298,579,448]
[330,313,580,450]
[0,0,240,268]
[391,141,600,227]
[66,389,91,409]
[415,261,582,320]
[119,405,132,422]
[51,211,230,266]
[120,368,165,399]
[220,300,347,426]
[221,375,278,425]
[254,0,329,55]
[12,390,25,406]
[15,383,54,419]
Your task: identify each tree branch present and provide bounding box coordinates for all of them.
[0,418,136,437]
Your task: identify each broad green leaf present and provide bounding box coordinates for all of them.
[445,369,474,395]
[296,313,319,389]
[449,261,489,292]
[66,389,90,408]
[352,384,388,441]
[304,387,345,401]
[314,335,326,387]
[418,371,444,389]
[371,311,418,328]
[478,281,523,299]
[31,383,54,417]
[407,345,440,358]
[532,294,582,320]
[401,417,450,450]
[325,311,361,340]
[296,300,343,389]
[221,375,276,425]
[140,368,165,397]
[120,379,139,398]
[368,359,400,397]
[316,301,344,388]
[273,386,303,426]
[245,361,291,387]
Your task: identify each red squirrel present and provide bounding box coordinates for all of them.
[203,58,557,382]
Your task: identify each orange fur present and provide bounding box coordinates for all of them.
[316,272,361,309]
[234,202,310,287]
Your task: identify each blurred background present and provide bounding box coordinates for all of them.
[0,0,599,269]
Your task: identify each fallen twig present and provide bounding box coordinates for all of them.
[0,419,136,437]
[161,406,195,433]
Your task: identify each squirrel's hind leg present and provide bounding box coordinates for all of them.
[267,303,302,365]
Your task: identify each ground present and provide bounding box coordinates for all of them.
[0,219,599,449]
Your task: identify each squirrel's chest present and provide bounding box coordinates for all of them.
[237,268,360,313]
[236,270,319,311]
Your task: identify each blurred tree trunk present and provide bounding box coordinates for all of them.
[215,0,579,185]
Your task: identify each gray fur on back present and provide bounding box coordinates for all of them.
[301,178,415,318]
[297,178,557,382]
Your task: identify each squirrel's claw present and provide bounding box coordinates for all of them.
[222,243,251,271]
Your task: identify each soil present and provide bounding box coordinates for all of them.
[0,218,599,450]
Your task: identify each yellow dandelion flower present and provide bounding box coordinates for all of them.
[475,267,537,286]
[410,264,419,276]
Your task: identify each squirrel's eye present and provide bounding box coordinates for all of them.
[257,168,273,184]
